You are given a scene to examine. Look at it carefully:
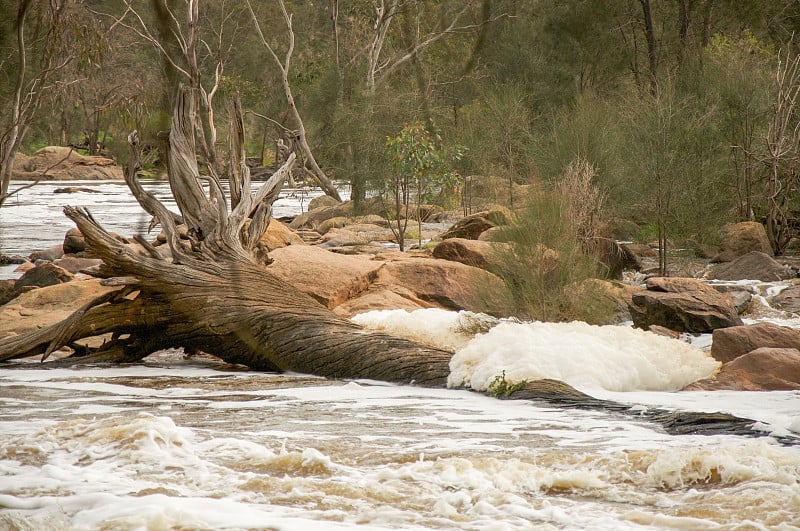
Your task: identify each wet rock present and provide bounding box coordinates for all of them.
[432,238,509,269]
[686,347,800,391]
[771,283,800,315]
[713,221,772,262]
[0,254,27,265]
[53,186,102,194]
[629,277,742,333]
[29,244,64,262]
[706,251,793,282]
[62,228,86,254]
[710,322,800,363]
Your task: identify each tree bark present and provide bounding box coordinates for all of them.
[0,84,448,386]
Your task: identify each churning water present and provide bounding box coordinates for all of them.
[0,180,799,529]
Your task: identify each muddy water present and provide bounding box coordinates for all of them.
[1,181,800,529]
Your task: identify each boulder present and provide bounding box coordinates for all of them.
[267,245,383,308]
[307,194,340,212]
[289,201,354,230]
[333,286,431,317]
[52,256,103,274]
[706,251,793,282]
[316,216,349,235]
[440,209,513,240]
[629,277,742,333]
[685,348,800,391]
[0,278,118,339]
[713,222,772,262]
[477,226,505,242]
[268,245,512,316]
[258,218,305,252]
[29,244,64,262]
[11,146,123,180]
[62,228,86,254]
[710,322,800,363]
[563,278,642,325]
[432,238,509,269]
[593,240,640,279]
[770,284,800,315]
[377,257,511,315]
[14,262,73,291]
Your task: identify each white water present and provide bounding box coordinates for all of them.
[353,309,720,393]
[2,182,800,529]
[2,361,799,530]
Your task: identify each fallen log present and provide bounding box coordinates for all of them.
[0,85,786,444]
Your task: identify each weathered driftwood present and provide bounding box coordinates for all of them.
[0,85,784,443]
[0,86,450,385]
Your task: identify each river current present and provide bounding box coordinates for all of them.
[1,180,799,530]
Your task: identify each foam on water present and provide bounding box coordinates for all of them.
[1,368,800,530]
[353,309,720,392]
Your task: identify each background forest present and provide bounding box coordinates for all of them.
[3,1,800,278]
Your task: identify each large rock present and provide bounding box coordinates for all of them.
[706,251,793,282]
[440,208,514,240]
[63,228,86,254]
[268,244,511,316]
[258,218,305,252]
[432,238,509,269]
[14,262,73,291]
[686,348,800,391]
[713,222,773,262]
[376,257,511,315]
[710,322,800,363]
[629,277,742,333]
[52,256,103,274]
[11,146,123,180]
[267,245,383,308]
[563,278,642,325]
[29,244,64,262]
[289,201,354,230]
[0,279,118,339]
[771,284,800,315]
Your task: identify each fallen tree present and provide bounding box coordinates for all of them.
[0,86,451,386]
[0,85,788,443]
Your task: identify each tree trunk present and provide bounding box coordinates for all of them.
[0,85,448,386]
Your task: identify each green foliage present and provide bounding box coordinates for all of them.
[490,172,606,322]
[383,120,463,250]
[487,370,527,398]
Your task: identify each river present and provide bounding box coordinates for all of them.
[0,180,799,530]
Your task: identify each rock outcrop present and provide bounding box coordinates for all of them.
[710,322,800,363]
[706,251,793,282]
[686,347,800,391]
[432,238,509,269]
[12,146,123,180]
[629,277,742,333]
[713,221,773,262]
